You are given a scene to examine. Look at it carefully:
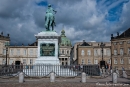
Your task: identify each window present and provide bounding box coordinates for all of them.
[67,50,69,54]
[23,59,26,65]
[3,49,6,55]
[87,50,91,55]
[81,50,85,56]
[120,58,124,64]
[104,49,106,55]
[10,49,13,55]
[62,50,64,54]
[113,42,117,45]
[30,59,33,64]
[94,49,98,56]
[127,40,130,44]
[107,49,110,56]
[81,59,85,64]
[119,41,123,45]
[107,59,111,64]
[114,59,117,64]
[30,49,33,55]
[129,58,130,64]
[94,59,98,64]
[24,50,26,55]
[17,49,20,55]
[36,49,37,55]
[2,59,6,65]
[9,59,13,65]
[120,48,124,55]
[88,59,91,64]
[114,49,117,55]
[128,48,130,54]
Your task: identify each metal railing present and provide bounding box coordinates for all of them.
[0,64,100,77]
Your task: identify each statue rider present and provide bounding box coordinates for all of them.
[45,4,57,31]
[46,4,57,14]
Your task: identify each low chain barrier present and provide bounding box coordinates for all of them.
[0,64,100,78]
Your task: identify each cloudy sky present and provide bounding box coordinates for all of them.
[0,0,130,46]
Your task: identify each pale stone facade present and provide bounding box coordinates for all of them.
[0,33,10,65]
[0,30,72,65]
[73,41,111,65]
[59,46,71,65]
[111,28,130,70]
[8,46,37,65]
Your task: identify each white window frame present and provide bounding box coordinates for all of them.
[24,50,26,55]
[128,48,130,54]
[23,59,26,65]
[30,59,33,65]
[81,50,85,56]
[94,59,98,64]
[114,49,117,55]
[30,49,33,55]
[2,59,6,65]
[87,50,91,55]
[114,59,117,64]
[10,49,13,55]
[120,48,124,55]
[119,41,123,45]
[129,58,130,64]
[120,58,124,64]
[107,59,111,64]
[17,49,20,55]
[114,42,117,45]
[88,59,91,64]
[81,59,85,64]
[107,49,110,56]
[127,40,130,44]
[3,49,6,55]
[94,49,98,56]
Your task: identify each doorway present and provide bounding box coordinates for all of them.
[15,61,21,69]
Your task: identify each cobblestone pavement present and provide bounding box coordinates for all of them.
[0,76,130,87]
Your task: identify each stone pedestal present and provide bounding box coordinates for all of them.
[35,31,60,65]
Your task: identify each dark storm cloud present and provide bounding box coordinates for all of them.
[0,0,130,46]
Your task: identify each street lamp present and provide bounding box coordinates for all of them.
[100,42,105,68]
[5,44,9,66]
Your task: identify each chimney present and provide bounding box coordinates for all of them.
[22,43,24,46]
[117,32,119,36]
[1,32,3,36]
[111,34,113,37]
[7,34,10,37]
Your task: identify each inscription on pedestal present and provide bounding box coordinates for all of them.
[40,43,55,56]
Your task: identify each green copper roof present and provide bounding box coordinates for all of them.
[60,29,71,46]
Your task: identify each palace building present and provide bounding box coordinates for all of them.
[111,28,130,70]
[0,30,72,65]
[0,32,10,65]
[72,40,111,65]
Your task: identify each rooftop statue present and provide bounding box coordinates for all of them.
[45,4,57,31]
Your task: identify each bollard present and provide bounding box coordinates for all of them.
[50,72,55,82]
[112,72,117,83]
[123,71,127,78]
[81,72,86,83]
[19,72,24,83]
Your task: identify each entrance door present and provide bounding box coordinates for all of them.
[15,61,21,69]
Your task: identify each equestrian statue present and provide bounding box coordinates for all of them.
[45,4,57,31]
